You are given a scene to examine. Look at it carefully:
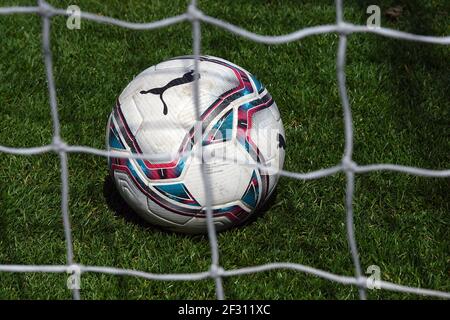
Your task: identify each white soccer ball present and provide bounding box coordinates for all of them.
[106,55,285,233]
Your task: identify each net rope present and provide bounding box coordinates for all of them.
[0,0,449,300]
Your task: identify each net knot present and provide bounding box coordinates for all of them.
[357,276,367,288]
[337,22,353,35]
[37,0,55,17]
[342,157,357,172]
[210,265,224,278]
[187,4,204,21]
[66,264,82,275]
[52,137,68,152]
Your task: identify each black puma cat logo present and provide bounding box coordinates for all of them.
[278,133,286,149]
[140,70,200,115]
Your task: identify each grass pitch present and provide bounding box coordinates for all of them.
[0,0,449,299]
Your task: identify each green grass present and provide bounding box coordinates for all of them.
[0,0,449,299]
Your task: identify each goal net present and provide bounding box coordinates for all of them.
[0,0,449,300]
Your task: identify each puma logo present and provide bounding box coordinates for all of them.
[140,70,200,115]
[278,133,286,149]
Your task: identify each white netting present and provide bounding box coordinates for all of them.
[0,0,449,300]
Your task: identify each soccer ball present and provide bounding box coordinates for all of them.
[106,56,285,233]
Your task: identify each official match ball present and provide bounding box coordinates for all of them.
[106,56,285,233]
